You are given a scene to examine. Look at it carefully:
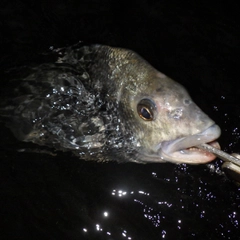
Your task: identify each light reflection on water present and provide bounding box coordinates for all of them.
[77,162,240,239]
[78,185,177,239]
[111,187,174,233]
[82,224,132,239]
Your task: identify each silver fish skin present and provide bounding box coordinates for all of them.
[0,45,221,163]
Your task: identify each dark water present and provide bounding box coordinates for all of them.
[1,1,240,239]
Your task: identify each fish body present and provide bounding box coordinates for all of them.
[0,45,221,163]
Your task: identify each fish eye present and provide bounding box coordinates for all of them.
[137,98,156,121]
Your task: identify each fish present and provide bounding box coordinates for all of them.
[0,44,221,164]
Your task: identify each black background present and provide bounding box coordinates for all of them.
[0,1,240,239]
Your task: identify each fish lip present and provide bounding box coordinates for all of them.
[158,124,221,164]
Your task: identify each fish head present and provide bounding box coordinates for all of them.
[117,51,221,164]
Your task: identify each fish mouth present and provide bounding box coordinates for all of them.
[138,124,221,164]
[158,124,221,164]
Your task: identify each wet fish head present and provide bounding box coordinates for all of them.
[0,44,221,165]
[110,48,221,164]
